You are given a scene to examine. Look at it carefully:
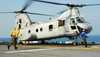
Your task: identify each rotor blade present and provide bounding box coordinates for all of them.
[21,0,33,11]
[26,12,54,16]
[0,12,16,13]
[33,0,67,6]
[0,11,54,16]
[33,0,100,7]
[85,4,100,6]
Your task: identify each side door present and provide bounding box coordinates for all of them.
[70,18,79,34]
[58,20,65,36]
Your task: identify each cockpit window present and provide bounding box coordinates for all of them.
[77,18,84,23]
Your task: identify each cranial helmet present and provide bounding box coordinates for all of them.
[83,30,85,31]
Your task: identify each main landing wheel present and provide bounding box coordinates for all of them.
[41,40,45,44]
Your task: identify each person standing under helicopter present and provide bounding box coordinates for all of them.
[7,27,20,50]
[81,30,88,47]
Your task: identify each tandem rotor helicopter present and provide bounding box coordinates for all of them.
[0,0,100,45]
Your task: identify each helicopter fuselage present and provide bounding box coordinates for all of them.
[15,7,92,41]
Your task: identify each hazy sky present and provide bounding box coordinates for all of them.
[0,0,100,38]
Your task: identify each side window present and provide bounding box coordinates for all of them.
[36,29,38,32]
[28,30,31,33]
[17,22,18,24]
[19,24,21,29]
[71,26,76,30]
[58,20,65,27]
[72,20,75,24]
[40,28,43,32]
[71,18,76,25]
[49,25,53,31]
[19,19,22,23]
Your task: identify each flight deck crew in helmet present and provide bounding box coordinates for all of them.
[81,30,88,47]
[7,27,20,50]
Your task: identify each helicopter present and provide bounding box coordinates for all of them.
[0,0,100,45]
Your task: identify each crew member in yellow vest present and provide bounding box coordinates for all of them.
[7,27,20,50]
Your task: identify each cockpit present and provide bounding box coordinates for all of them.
[76,17,84,23]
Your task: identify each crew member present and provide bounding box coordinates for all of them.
[81,30,88,47]
[7,27,20,50]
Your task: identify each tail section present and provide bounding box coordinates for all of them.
[58,7,80,19]
[15,13,31,29]
[58,8,71,19]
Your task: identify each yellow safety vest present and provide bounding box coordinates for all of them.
[10,30,20,38]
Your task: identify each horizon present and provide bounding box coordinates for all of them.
[0,35,100,38]
[0,35,100,42]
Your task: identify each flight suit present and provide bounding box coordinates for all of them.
[81,31,88,47]
[8,27,20,50]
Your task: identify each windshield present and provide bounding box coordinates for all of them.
[77,18,84,23]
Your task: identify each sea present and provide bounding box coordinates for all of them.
[0,35,100,42]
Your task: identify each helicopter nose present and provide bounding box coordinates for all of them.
[85,23,92,33]
[77,23,92,33]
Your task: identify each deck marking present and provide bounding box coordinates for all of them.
[18,45,100,50]
[5,48,57,53]
[1,45,100,50]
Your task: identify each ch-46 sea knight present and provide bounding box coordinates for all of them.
[1,0,100,45]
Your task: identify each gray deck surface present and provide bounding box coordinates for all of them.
[0,45,100,57]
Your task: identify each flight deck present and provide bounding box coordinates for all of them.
[0,44,100,57]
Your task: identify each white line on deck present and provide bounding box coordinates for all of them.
[5,48,57,53]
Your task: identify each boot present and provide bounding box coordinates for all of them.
[7,46,10,50]
[15,46,18,50]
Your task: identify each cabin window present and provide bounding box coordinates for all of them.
[49,25,53,31]
[21,34,22,36]
[71,26,76,30]
[19,24,21,29]
[36,29,38,32]
[58,20,65,27]
[72,20,75,24]
[28,30,31,33]
[40,28,43,32]
[17,22,18,24]
[71,18,76,25]
[19,19,22,23]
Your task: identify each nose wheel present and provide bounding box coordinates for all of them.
[73,36,78,46]
[41,40,45,44]
[73,36,87,47]
[18,41,23,45]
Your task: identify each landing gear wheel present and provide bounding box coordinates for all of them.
[41,40,45,44]
[18,41,23,45]
[73,42,78,46]
[73,36,79,46]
